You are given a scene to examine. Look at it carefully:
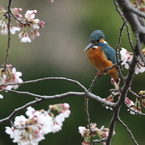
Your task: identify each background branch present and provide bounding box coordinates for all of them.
[3,0,12,69]
[117,117,138,145]
[1,77,88,92]
[0,98,43,124]
[0,88,116,125]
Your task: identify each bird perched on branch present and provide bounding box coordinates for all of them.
[84,30,119,82]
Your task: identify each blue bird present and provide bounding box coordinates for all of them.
[84,30,119,82]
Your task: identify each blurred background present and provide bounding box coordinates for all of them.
[0,0,145,145]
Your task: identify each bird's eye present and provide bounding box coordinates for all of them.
[93,40,99,44]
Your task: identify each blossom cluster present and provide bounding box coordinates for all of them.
[120,48,145,74]
[107,48,145,114]
[126,90,145,115]
[0,64,22,92]
[6,103,70,145]
[104,77,145,114]
[131,0,145,12]
[124,96,143,115]
[78,123,115,145]
[0,6,45,43]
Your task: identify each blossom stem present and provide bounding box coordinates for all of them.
[84,75,98,135]
[117,117,138,145]
[4,0,12,70]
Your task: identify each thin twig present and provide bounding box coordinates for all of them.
[129,89,139,98]
[0,77,88,92]
[88,75,99,92]
[126,105,145,116]
[117,117,139,145]
[114,0,134,51]
[92,138,106,145]
[84,63,121,135]
[0,91,85,124]
[9,10,23,24]
[0,98,43,124]
[7,90,85,99]
[102,1,139,145]
[0,89,115,124]
[115,21,126,81]
[105,109,119,145]
[84,75,98,134]
[3,0,12,70]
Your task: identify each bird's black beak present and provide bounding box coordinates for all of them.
[83,43,94,52]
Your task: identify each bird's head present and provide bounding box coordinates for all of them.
[83,30,105,52]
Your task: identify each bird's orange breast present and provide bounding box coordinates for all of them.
[87,47,118,81]
[87,47,111,71]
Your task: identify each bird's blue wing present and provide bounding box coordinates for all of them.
[98,42,117,64]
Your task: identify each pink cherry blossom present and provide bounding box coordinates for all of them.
[0,6,45,42]
[0,65,23,91]
[125,97,134,107]
[19,31,31,43]
[120,47,132,69]
[78,126,87,137]
[120,47,145,74]
[6,104,71,145]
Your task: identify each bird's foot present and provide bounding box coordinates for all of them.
[96,71,102,77]
[103,68,107,73]
[115,78,121,84]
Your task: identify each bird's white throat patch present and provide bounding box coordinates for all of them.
[92,46,99,49]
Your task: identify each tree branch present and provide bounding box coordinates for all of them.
[92,138,106,145]
[1,76,88,92]
[0,88,116,124]
[3,0,12,69]
[105,109,119,145]
[117,0,145,47]
[117,117,138,145]
[0,98,43,124]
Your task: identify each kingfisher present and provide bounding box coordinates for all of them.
[84,30,119,82]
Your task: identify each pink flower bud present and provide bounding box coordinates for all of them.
[125,98,134,107]
[38,21,45,28]
[0,5,4,10]
[33,10,37,14]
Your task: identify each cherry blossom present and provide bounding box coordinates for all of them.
[0,64,23,91]
[18,10,45,42]
[51,113,65,133]
[18,31,31,43]
[125,97,134,107]
[25,10,37,19]
[6,104,71,145]
[0,21,20,35]
[5,115,45,145]
[0,6,21,35]
[78,123,115,145]
[11,7,23,18]
[0,6,45,42]
[0,94,3,99]
[120,47,145,74]
[120,47,132,69]
[10,26,21,34]
[49,103,71,133]
[134,63,145,74]
[78,126,87,137]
